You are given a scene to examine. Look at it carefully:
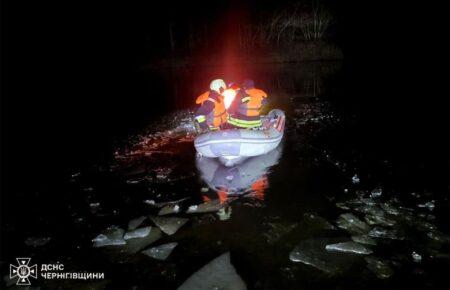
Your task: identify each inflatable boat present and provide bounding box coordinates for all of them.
[194,109,285,166]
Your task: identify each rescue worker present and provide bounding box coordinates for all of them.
[227,79,268,129]
[194,79,228,132]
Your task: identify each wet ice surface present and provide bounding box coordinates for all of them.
[142,242,178,261]
[178,252,247,290]
[3,63,448,289]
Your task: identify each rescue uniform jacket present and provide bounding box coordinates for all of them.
[228,88,268,128]
[195,90,228,129]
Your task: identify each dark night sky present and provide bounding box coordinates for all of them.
[1,0,448,174]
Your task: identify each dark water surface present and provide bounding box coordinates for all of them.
[2,62,448,289]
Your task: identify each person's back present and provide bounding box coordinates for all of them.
[194,79,228,132]
[227,79,268,129]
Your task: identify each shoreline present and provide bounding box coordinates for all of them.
[144,42,342,70]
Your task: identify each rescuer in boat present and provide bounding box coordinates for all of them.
[194,79,228,132]
[227,79,268,129]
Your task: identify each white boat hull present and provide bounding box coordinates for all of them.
[194,109,285,166]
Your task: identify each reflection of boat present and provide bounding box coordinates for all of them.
[194,109,285,166]
[196,145,282,197]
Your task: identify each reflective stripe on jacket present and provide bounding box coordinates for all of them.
[227,88,267,129]
[227,116,262,128]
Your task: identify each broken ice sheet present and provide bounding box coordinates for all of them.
[144,199,156,206]
[122,227,163,254]
[186,200,224,214]
[417,200,435,211]
[216,207,232,221]
[411,251,422,262]
[368,227,405,240]
[178,252,247,290]
[364,214,396,227]
[303,212,336,231]
[380,202,401,216]
[365,257,393,279]
[353,203,385,217]
[426,230,450,243]
[325,241,373,255]
[351,235,377,246]
[90,202,101,209]
[155,197,189,208]
[370,187,383,198]
[150,216,188,235]
[142,242,177,260]
[336,202,350,210]
[124,226,151,240]
[25,236,51,247]
[415,220,437,231]
[263,221,298,245]
[128,216,147,230]
[158,204,181,215]
[93,228,126,247]
[126,178,144,185]
[336,213,370,234]
[289,238,360,274]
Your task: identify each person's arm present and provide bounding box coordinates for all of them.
[228,92,242,115]
[261,97,268,106]
[195,101,214,130]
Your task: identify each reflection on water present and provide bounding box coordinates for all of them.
[2,61,449,290]
[196,144,282,200]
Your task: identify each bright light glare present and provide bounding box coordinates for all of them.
[223,89,236,109]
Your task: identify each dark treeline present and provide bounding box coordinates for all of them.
[146,1,337,51]
[136,0,342,65]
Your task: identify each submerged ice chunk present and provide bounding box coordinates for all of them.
[25,236,51,247]
[303,213,336,230]
[93,228,126,247]
[178,252,247,290]
[150,216,188,235]
[325,241,372,255]
[263,221,298,245]
[142,242,178,260]
[365,257,393,279]
[128,216,147,230]
[124,226,152,240]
